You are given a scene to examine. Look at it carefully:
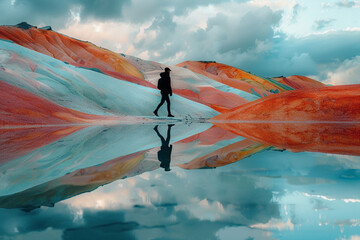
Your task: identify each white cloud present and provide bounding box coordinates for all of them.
[322,2,334,8]
[2,0,360,84]
[175,198,227,221]
[336,0,360,8]
[303,192,336,201]
[173,5,219,31]
[323,56,360,85]
[56,1,360,83]
[345,27,360,31]
[59,20,148,56]
[216,226,274,240]
[314,18,336,30]
[250,218,294,231]
[349,237,360,240]
[132,2,282,66]
[249,0,298,10]
[121,0,231,23]
[343,199,360,203]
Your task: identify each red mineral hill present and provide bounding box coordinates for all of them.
[0,23,153,87]
[177,61,290,96]
[0,80,121,126]
[173,87,248,113]
[272,75,327,90]
[212,84,360,122]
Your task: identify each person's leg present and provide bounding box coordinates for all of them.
[165,124,174,145]
[154,125,166,145]
[154,94,166,115]
[165,95,174,117]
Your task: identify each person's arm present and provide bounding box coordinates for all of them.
[169,78,172,96]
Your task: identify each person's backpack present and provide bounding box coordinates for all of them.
[157,77,164,90]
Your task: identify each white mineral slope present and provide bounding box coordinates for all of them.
[0,40,218,118]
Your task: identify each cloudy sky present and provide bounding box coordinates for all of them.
[0,0,359,84]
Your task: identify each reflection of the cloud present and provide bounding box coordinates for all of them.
[0,165,281,239]
[216,226,273,240]
[62,166,280,224]
[1,148,360,239]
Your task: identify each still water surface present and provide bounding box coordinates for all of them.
[1,122,360,240]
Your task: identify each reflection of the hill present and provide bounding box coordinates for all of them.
[0,126,85,165]
[0,122,232,209]
[212,122,360,156]
[179,139,269,169]
[0,123,212,196]
[0,151,148,210]
[0,121,358,210]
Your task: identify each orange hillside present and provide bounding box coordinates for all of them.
[0,24,152,87]
[212,84,360,122]
[272,75,326,89]
[177,61,289,96]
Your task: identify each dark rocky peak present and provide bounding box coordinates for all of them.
[198,61,216,63]
[40,26,52,31]
[14,22,37,30]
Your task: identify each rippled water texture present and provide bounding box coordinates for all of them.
[1,121,359,240]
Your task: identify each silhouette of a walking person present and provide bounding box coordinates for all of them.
[154,67,174,117]
[154,124,174,171]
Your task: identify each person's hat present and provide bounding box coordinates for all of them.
[165,67,171,71]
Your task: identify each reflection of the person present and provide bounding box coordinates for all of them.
[154,124,174,171]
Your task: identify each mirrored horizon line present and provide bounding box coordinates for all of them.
[2,120,360,129]
[210,120,360,124]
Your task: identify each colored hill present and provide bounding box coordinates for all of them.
[272,75,327,89]
[211,84,360,156]
[0,39,218,119]
[176,61,293,97]
[212,84,360,122]
[123,55,258,112]
[0,23,256,112]
[0,23,148,86]
[0,23,329,114]
[0,80,122,126]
